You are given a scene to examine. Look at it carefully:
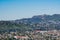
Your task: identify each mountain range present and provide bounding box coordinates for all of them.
[0,14,60,32]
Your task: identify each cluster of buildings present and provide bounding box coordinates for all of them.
[0,30,60,40]
[33,30,60,40]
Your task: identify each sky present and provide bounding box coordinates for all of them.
[0,0,60,20]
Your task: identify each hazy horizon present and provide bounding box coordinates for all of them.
[0,0,60,20]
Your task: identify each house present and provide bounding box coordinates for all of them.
[35,30,47,34]
[14,36,29,40]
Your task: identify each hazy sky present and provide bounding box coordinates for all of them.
[0,0,60,20]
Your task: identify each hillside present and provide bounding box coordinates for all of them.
[0,14,60,32]
[0,21,33,32]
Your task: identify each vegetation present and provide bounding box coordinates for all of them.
[0,14,60,32]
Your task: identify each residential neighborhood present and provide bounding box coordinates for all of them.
[0,30,60,40]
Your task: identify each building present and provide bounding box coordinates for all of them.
[14,36,29,40]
